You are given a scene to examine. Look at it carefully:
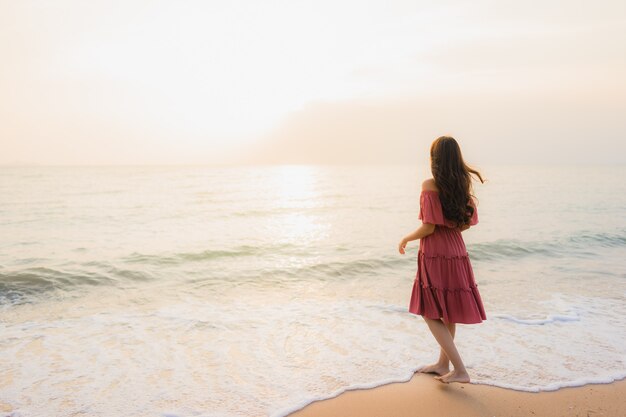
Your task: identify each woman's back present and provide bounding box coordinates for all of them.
[418,179,478,258]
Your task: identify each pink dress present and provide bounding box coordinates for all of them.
[408,190,486,324]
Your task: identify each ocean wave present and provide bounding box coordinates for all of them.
[264,230,626,279]
[493,313,580,325]
[3,229,623,304]
[468,230,626,261]
[123,243,302,265]
[268,255,406,280]
[0,265,150,304]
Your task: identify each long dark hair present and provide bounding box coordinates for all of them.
[430,136,484,226]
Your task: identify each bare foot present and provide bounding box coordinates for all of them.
[417,363,450,376]
[434,370,470,384]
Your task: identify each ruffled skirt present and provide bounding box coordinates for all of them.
[409,251,486,324]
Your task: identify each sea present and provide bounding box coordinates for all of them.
[0,164,625,417]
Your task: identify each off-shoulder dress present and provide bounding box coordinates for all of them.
[408,190,487,324]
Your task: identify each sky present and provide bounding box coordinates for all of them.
[1,0,625,166]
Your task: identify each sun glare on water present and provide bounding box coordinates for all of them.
[266,166,328,245]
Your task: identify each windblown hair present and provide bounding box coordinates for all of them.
[430,136,484,226]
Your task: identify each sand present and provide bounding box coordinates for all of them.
[288,374,626,417]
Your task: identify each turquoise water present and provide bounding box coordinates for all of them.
[0,165,625,417]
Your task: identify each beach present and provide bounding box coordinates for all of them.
[1,165,625,416]
[289,374,626,417]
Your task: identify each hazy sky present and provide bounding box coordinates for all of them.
[1,0,625,165]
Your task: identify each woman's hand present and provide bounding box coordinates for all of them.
[398,238,408,255]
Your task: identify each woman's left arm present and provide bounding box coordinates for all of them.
[398,223,436,254]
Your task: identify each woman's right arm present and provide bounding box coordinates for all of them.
[398,223,436,254]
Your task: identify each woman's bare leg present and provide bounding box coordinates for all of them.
[422,317,470,383]
[418,322,455,375]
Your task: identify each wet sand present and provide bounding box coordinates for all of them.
[288,373,626,417]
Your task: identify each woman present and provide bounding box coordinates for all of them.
[398,136,486,384]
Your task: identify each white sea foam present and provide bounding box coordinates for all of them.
[493,312,580,325]
[1,288,625,417]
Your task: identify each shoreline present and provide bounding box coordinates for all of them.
[286,374,626,417]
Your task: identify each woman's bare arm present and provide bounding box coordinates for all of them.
[398,223,436,254]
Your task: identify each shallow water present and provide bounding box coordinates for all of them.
[1,165,625,417]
